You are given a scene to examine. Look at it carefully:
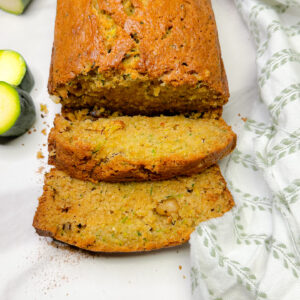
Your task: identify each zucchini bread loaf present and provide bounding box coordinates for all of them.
[48,0,229,115]
[48,114,236,182]
[33,166,234,252]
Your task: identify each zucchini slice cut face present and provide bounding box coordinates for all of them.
[0,81,36,137]
[0,0,32,15]
[0,50,34,92]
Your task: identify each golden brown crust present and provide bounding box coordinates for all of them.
[48,0,229,114]
[48,114,236,182]
[33,167,234,252]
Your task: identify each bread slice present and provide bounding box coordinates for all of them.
[48,114,236,182]
[48,0,229,115]
[33,166,234,252]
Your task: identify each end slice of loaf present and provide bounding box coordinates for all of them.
[33,166,234,252]
[48,0,228,115]
[48,114,236,182]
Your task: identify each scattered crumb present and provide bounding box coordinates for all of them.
[40,104,49,114]
[179,265,182,270]
[22,143,24,146]
[41,129,47,136]
[183,275,186,279]
[50,95,60,104]
[43,144,46,147]
[33,128,37,132]
[37,166,45,174]
[43,121,47,125]
[238,113,248,122]
[41,114,45,119]
[28,130,32,135]
[37,151,44,159]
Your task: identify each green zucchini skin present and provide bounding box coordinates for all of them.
[19,66,34,93]
[0,87,36,137]
[0,0,32,15]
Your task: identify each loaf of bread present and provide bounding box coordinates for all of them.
[48,114,236,182]
[48,0,229,115]
[33,166,234,252]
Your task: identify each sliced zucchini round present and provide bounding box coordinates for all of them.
[0,50,34,92]
[0,0,32,15]
[0,81,36,137]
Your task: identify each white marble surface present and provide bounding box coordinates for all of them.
[0,1,256,299]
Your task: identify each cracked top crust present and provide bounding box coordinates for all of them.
[48,0,228,99]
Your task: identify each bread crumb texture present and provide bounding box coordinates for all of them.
[49,114,236,182]
[33,166,234,252]
[40,104,49,114]
[37,151,45,159]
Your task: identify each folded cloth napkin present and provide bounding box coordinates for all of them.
[190,0,300,299]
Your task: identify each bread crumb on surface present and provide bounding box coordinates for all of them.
[179,265,182,270]
[40,104,49,114]
[37,166,45,174]
[241,117,248,122]
[41,129,47,136]
[37,151,44,159]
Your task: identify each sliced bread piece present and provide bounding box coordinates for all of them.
[48,114,236,182]
[33,166,234,252]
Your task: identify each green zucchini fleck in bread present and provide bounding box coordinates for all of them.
[33,166,234,252]
[48,114,236,182]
